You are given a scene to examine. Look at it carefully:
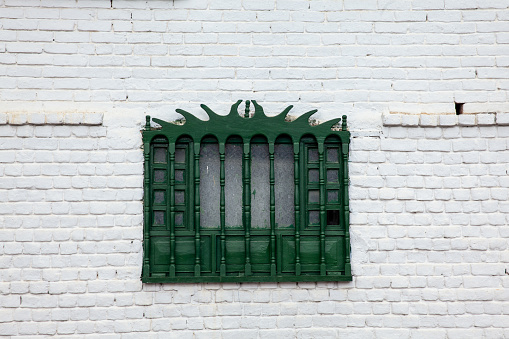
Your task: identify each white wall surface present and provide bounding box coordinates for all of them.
[1,112,509,338]
[1,0,509,338]
[1,0,509,127]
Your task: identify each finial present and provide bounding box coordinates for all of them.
[342,115,347,131]
[145,115,151,129]
[244,100,250,118]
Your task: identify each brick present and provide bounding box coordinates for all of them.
[438,115,458,126]
[419,115,438,127]
[83,113,104,125]
[477,113,496,125]
[496,113,509,125]
[458,114,476,126]
[382,114,402,126]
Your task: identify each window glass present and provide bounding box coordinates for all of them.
[154,169,166,183]
[225,143,242,228]
[175,148,186,163]
[308,190,319,204]
[251,143,270,229]
[308,148,318,162]
[308,169,319,183]
[154,147,167,163]
[175,170,184,183]
[327,147,339,163]
[327,169,339,183]
[200,143,220,228]
[327,190,339,203]
[275,143,294,228]
[154,211,165,225]
[154,190,165,204]
[309,210,320,225]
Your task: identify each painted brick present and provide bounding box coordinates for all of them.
[0,0,508,336]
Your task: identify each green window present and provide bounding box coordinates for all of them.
[142,100,351,283]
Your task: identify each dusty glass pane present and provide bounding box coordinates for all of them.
[251,143,270,229]
[175,170,184,183]
[327,210,340,225]
[327,169,339,183]
[175,191,185,204]
[154,190,165,204]
[327,170,339,183]
[154,169,166,183]
[308,169,319,183]
[200,143,220,228]
[275,144,294,228]
[175,148,186,163]
[308,147,318,162]
[154,147,167,163]
[308,190,319,204]
[309,210,319,225]
[327,147,339,163]
[328,190,339,203]
[225,143,242,228]
[154,211,165,225]
[175,212,184,227]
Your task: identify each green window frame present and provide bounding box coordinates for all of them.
[142,100,351,283]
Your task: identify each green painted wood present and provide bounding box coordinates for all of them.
[219,143,226,276]
[169,143,176,277]
[150,100,347,145]
[142,101,351,283]
[243,141,252,276]
[341,115,351,276]
[269,143,276,276]
[293,142,301,276]
[317,138,326,276]
[193,143,201,276]
[142,139,150,279]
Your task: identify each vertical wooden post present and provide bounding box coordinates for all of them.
[317,137,326,276]
[243,141,252,276]
[342,115,351,276]
[169,143,176,277]
[142,116,151,279]
[219,142,226,276]
[194,142,201,277]
[293,142,301,276]
[269,142,276,276]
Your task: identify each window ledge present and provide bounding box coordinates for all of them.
[0,112,103,126]
[383,112,509,127]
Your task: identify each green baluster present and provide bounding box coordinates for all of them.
[219,143,226,276]
[293,142,301,276]
[269,142,276,276]
[342,116,351,276]
[143,138,151,279]
[318,138,326,276]
[169,143,176,277]
[244,100,250,118]
[194,142,201,277]
[243,141,252,276]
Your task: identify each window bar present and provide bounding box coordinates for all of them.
[269,143,276,276]
[293,142,301,276]
[169,143,176,277]
[142,118,151,278]
[219,143,226,276]
[318,138,326,276]
[243,141,252,276]
[193,142,201,277]
[342,115,351,276]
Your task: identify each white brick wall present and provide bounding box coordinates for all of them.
[1,0,509,337]
[1,113,509,337]
[0,0,509,127]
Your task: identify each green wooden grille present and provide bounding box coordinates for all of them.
[142,100,351,283]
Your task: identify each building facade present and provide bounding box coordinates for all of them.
[1,0,509,337]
